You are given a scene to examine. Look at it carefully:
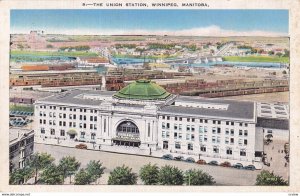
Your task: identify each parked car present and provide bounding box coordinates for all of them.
[220,161,231,167]
[208,161,218,166]
[243,165,256,171]
[185,157,195,163]
[196,159,206,165]
[232,163,243,169]
[174,156,184,161]
[75,143,88,149]
[162,154,173,160]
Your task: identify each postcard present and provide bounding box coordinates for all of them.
[0,0,299,193]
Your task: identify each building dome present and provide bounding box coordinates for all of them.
[113,79,171,100]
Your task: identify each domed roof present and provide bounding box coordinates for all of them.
[114,79,171,100]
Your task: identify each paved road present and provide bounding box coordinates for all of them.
[35,143,259,186]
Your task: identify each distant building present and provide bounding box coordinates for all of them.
[34,80,268,169]
[9,129,34,172]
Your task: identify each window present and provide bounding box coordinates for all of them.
[239,123,243,126]
[244,139,248,145]
[225,137,229,144]
[43,119,46,124]
[91,133,96,140]
[162,116,165,120]
[60,130,65,136]
[40,119,42,124]
[231,122,234,126]
[213,120,216,124]
[179,117,182,121]
[90,124,93,129]
[191,134,195,141]
[175,142,181,149]
[162,122,166,129]
[63,114,66,119]
[73,114,76,119]
[204,126,208,133]
[49,112,52,117]
[187,118,190,122]
[90,116,93,121]
[230,129,234,135]
[63,121,66,126]
[200,119,203,123]
[41,128,45,134]
[94,116,97,121]
[226,121,229,125]
[79,123,83,128]
[244,130,248,136]
[230,138,234,144]
[217,128,221,134]
[50,129,55,135]
[218,121,221,125]
[199,135,203,142]
[213,146,219,153]
[200,145,206,152]
[212,136,216,143]
[188,143,193,150]
[239,130,243,136]
[174,132,178,139]
[192,118,195,122]
[238,139,243,146]
[83,123,86,129]
[166,123,170,129]
[212,127,217,134]
[175,117,178,121]
[174,124,178,130]
[80,132,85,139]
[166,131,170,138]
[163,141,168,149]
[162,131,166,138]
[59,121,62,126]
[191,125,195,132]
[217,136,221,143]
[69,122,72,127]
[199,126,204,133]
[204,119,208,123]
[186,125,190,131]
[226,148,233,155]
[84,116,86,121]
[80,115,82,120]
[245,123,248,127]
[167,116,170,120]
[178,133,182,139]
[186,133,190,140]
[179,124,182,131]
[204,135,208,142]
[240,149,246,156]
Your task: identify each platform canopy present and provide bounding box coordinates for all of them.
[113,79,171,100]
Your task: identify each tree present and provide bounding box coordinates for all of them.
[86,160,105,184]
[74,168,92,185]
[276,52,283,57]
[39,164,63,185]
[9,166,33,185]
[58,156,80,184]
[158,165,184,185]
[139,163,160,185]
[184,169,215,185]
[108,165,137,185]
[268,51,275,55]
[46,44,54,49]
[28,153,54,184]
[256,170,288,185]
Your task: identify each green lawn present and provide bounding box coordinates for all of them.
[223,56,289,63]
[10,104,34,112]
[11,50,98,57]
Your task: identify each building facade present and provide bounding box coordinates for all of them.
[34,79,264,168]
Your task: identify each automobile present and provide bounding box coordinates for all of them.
[185,157,195,163]
[232,163,243,169]
[75,143,88,149]
[162,154,173,160]
[196,159,206,165]
[220,161,231,167]
[174,156,184,161]
[208,161,218,166]
[243,165,256,171]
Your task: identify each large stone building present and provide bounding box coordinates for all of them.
[34,79,264,168]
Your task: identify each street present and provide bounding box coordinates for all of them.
[35,143,260,186]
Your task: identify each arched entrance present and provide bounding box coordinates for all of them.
[113,121,141,147]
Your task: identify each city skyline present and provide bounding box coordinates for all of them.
[10,9,288,36]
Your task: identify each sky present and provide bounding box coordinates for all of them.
[10,9,289,36]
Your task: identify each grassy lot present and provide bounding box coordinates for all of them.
[11,50,98,57]
[10,104,34,112]
[223,56,289,63]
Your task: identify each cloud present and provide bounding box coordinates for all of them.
[11,25,287,37]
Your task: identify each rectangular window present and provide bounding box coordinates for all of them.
[217,136,221,143]
[162,122,166,129]
[187,118,190,122]
[217,127,221,134]
[175,117,178,121]
[191,125,195,132]
[148,123,151,137]
[231,122,234,126]
[204,135,208,142]
[239,130,243,136]
[218,121,221,125]
[162,131,166,138]
[244,139,248,145]
[174,132,178,139]
[226,148,233,155]
[167,116,170,120]
[63,121,66,126]
[80,132,85,139]
[80,115,82,120]
[50,129,55,135]
[199,126,204,133]
[226,121,229,125]
[225,137,229,144]
[230,129,234,136]
[191,134,195,141]
[200,146,206,152]
[245,123,248,127]
[213,120,216,124]
[175,142,181,149]
[212,127,217,134]
[239,123,243,126]
[179,117,182,121]
[230,138,234,144]
[83,123,86,129]
[244,130,248,136]
[41,128,45,134]
[79,123,83,128]
[94,116,97,121]
[200,119,203,123]
[90,124,93,129]
[69,114,72,119]
[213,146,219,153]
[162,116,165,120]
[179,124,182,131]
[166,123,170,129]
[174,124,178,130]
[60,130,65,136]
[178,133,182,139]
[186,133,190,140]
[69,122,72,127]
[192,118,195,122]
[204,119,208,123]
[166,131,170,138]
[73,114,76,119]
[240,150,246,156]
[186,125,190,131]
[225,128,229,135]
[212,136,216,143]
[90,116,93,121]
[63,113,66,119]
[91,133,96,140]
[59,121,62,126]
[84,116,86,121]
[239,139,243,146]
[188,143,193,150]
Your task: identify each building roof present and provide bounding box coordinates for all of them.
[113,79,171,100]
[159,96,255,121]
